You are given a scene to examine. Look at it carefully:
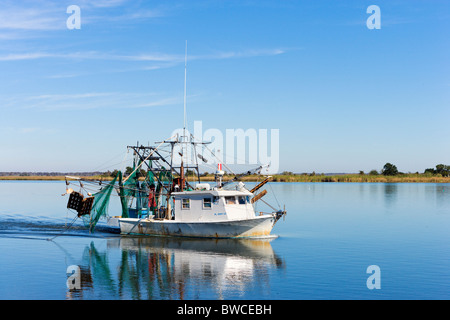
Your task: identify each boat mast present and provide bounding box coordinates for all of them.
[183,40,188,167]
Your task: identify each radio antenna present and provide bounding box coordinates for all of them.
[183,40,187,142]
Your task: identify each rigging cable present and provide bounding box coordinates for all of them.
[193,134,236,176]
[269,182,281,209]
[123,133,177,183]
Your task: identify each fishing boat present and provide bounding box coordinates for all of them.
[117,144,286,238]
[62,42,286,238]
[63,139,286,238]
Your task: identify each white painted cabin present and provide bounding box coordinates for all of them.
[172,189,255,222]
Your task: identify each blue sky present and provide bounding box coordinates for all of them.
[0,0,449,173]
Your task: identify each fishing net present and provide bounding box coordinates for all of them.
[79,160,174,231]
[119,168,138,219]
[82,174,118,232]
[153,169,173,218]
[119,160,148,217]
[115,159,157,219]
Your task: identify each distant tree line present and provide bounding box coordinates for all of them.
[424,164,450,177]
[361,163,450,177]
[2,163,450,178]
[0,172,104,177]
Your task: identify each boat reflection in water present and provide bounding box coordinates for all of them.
[67,236,285,300]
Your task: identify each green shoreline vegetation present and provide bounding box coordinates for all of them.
[1,163,449,183]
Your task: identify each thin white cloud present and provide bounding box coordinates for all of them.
[0,47,286,62]
[1,92,182,111]
[0,0,163,35]
[20,127,39,134]
[44,62,177,79]
[1,126,58,135]
[80,0,131,8]
[85,8,164,24]
[0,50,179,62]
[134,97,181,108]
[127,53,182,62]
[0,31,31,40]
[27,92,114,101]
[0,2,63,31]
[192,48,286,60]
[45,73,85,79]
[0,52,54,61]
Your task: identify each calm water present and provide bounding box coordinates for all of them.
[0,181,449,300]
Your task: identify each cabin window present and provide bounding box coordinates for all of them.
[238,196,246,205]
[203,198,212,209]
[213,196,220,204]
[182,198,190,209]
[225,196,236,204]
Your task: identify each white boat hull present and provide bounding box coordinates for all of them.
[118,215,276,239]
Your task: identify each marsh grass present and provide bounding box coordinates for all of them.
[204,173,450,183]
[266,173,450,183]
[1,174,449,183]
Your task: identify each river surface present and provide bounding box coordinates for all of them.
[0,181,449,300]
